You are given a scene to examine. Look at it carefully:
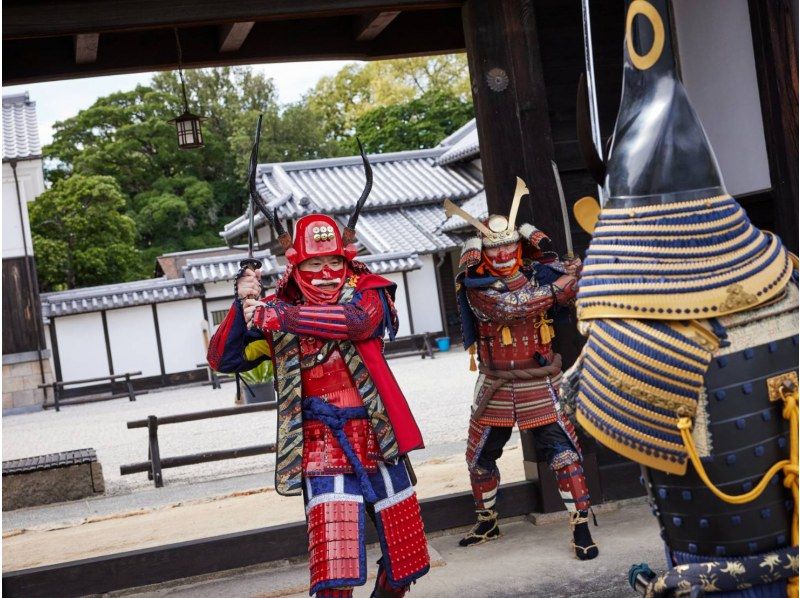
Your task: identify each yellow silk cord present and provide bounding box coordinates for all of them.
[677,386,798,596]
[534,314,554,345]
[468,343,477,372]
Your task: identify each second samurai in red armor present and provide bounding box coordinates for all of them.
[207,150,430,597]
[446,178,599,560]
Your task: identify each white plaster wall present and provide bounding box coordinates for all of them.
[156,299,208,373]
[106,305,161,377]
[54,312,108,383]
[384,273,411,338]
[405,254,443,334]
[2,159,44,259]
[203,281,236,299]
[672,0,771,196]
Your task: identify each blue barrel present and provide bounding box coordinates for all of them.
[435,336,451,352]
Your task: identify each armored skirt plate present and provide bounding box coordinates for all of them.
[646,306,798,558]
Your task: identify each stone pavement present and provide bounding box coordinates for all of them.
[115,499,663,598]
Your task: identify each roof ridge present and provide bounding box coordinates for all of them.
[259,147,445,172]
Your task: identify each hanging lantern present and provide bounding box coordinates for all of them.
[169,110,205,150]
[168,28,205,150]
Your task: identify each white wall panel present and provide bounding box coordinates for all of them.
[106,305,161,377]
[3,161,44,259]
[156,299,207,373]
[672,0,771,196]
[385,273,411,338]
[405,254,443,334]
[54,312,107,383]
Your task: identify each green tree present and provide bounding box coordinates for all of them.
[354,91,474,153]
[30,175,140,291]
[304,54,471,147]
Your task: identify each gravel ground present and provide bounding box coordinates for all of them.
[2,349,485,497]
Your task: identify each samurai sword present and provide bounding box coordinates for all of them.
[240,114,264,275]
[551,160,575,260]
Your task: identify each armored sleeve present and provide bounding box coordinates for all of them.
[253,288,388,341]
[206,300,270,373]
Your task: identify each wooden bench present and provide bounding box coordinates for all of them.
[39,372,146,412]
[120,403,277,488]
[3,448,104,510]
[385,333,437,360]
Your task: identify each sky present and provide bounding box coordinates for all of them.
[2,61,357,146]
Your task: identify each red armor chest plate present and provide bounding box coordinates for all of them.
[477,319,552,370]
[299,338,380,475]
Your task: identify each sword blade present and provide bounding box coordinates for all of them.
[551,160,574,258]
[245,114,264,261]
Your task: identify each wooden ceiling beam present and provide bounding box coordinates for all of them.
[219,21,254,53]
[2,10,465,85]
[3,0,460,40]
[74,32,99,63]
[354,11,400,41]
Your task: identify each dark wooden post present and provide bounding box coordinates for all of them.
[462,0,563,245]
[147,415,163,488]
[748,0,799,253]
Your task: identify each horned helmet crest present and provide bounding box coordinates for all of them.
[444,177,549,268]
[252,139,373,266]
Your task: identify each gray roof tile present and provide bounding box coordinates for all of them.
[222,147,483,242]
[183,250,281,284]
[436,120,480,166]
[41,278,204,317]
[3,92,41,161]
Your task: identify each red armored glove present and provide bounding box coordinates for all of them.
[252,304,281,331]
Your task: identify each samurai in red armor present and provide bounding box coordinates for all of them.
[207,152,430,598]
[445,178,598,560]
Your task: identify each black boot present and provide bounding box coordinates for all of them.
[569,510,598,560]
[458,509,500,547]
[370,564,407,597]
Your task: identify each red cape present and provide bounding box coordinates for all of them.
[352,271,425,455]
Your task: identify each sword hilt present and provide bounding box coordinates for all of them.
[238,257,263,300]
[239,257,262,274]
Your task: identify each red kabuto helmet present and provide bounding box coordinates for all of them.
[285,214,358,265]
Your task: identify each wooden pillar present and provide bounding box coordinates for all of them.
[462,0,581,366]
[462,0,563,243]
[748,0,799,253]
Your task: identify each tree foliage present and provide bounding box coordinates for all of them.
[354,91,474,153]
[36,57,474,290]
[30,175,141,291]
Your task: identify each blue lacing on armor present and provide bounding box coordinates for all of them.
[302,397,377,503]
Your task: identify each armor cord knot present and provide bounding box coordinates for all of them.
[677,382,798,598]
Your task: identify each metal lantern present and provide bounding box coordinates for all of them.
[169,110,205,150]
[169,28,205,150]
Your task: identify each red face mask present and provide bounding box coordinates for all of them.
[294,263,347,304]
[478,243,523,278]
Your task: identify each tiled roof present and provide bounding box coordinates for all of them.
[222,147,483,243]
[41,278,204,317]
[436,119,480,166]
[2,92,41,162]
[354,206,459,255]
[41,251,422,318]
[182,250,281,284]
[355,252,423,275]
[440,191,488,233]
